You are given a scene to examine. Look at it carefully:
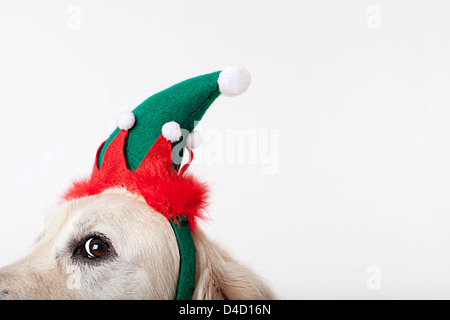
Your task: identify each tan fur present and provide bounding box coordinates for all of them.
[0,189,275,300]
[193,230,275,300]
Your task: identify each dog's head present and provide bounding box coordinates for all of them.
[0,189,178,299]
[0,67,275,299]
[0,188,274,299]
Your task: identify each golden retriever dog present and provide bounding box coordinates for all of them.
[0,188,275,299]
[0,67,275,300]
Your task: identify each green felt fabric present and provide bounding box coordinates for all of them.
[96,70,223,300]
[171,218,196,300]
[97,71,221,171]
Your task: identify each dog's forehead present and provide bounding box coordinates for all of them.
[64,190,151,232]
[45,189,157,246]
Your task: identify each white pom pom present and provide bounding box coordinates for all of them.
[185,131,202,149]
[162,121,182,142]
[218,66,251,96]
[117,111,135,131]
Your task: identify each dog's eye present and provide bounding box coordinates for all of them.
[82,236,110,259]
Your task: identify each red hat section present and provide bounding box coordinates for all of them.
[63,130,209,232]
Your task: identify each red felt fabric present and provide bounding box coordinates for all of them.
[63,130,209,232]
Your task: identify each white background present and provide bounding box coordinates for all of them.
[1,0,450,299]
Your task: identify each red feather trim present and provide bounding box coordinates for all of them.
[63,130,209,232]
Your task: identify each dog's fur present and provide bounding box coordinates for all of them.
[0,188,274,299]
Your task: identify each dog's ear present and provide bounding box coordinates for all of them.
[192,230,275,300]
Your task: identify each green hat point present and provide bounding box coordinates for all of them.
[98,66,250,170]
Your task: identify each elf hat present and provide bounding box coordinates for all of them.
[63,66,251,300]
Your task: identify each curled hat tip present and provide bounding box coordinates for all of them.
[218,66,251,96]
